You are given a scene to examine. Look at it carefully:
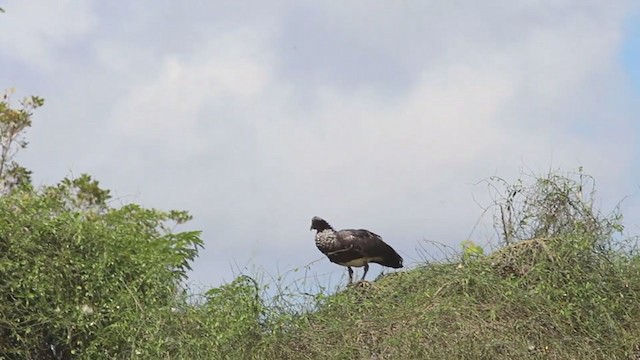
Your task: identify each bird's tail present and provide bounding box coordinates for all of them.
[378,251,403,268]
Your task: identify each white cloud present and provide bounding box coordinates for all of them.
[110,29,274,159]
[0,0,96,69]
[5,1,639,288]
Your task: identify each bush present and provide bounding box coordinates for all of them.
[0,185,203,359]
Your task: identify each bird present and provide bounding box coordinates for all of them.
[310,216,403,284]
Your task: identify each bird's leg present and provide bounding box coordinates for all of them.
[361,263,369,282]
[347,267,354,284]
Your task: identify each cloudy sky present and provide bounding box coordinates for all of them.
[1,1,639,290]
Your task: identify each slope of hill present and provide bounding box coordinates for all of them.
[258,236,640,359]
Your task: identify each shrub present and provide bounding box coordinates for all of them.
[0,186,202,359]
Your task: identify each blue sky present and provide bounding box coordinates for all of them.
[621,12,640,92]
[1,1,639,290]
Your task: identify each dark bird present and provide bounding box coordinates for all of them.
[310,216,403,284]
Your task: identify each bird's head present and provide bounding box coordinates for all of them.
[310,216,334,232]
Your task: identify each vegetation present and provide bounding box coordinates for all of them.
[1,91,639,359]
[0,92,207,358]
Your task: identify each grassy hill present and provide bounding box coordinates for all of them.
[257,237,640,359]
[251,172,640,359]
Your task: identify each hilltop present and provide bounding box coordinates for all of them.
[257,237,640,359]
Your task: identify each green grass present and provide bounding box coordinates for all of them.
[256,235,640,359]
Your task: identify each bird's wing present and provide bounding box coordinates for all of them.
[336,229,384,256]
[337,229,403,268]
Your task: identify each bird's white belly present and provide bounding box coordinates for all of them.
[341,257,382,267]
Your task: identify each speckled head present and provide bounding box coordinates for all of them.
[310,216,334,232]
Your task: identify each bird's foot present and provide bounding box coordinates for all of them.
[355,280,371,288]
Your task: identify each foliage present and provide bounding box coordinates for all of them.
[0,92,211,358]
[0,91,44,193]
[0,187,205,358]
[461,239,484,261]
[0,89,273,359]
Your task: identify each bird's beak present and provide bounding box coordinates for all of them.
[310,225,313,231]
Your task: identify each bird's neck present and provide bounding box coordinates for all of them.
[315,229,339,251]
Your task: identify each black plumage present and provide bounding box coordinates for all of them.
[310,216,403,284]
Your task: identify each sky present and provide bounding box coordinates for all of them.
[1,1,639,291]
